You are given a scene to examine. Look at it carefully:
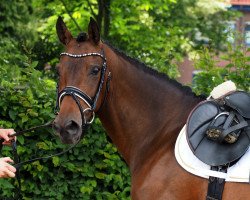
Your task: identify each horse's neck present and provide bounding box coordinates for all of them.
[99,46,202,172]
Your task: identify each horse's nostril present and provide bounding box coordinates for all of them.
[65,120,80,134]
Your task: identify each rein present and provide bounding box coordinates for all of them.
[10,121,79,168]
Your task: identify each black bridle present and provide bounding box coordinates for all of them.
[55,50,110,128]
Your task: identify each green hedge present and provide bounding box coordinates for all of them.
[0,44,131,199]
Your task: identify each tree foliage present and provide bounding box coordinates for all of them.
[193,44,250,95]
[33,0,237,77]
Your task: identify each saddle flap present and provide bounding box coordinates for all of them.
[224,91,250,119]
[187,101,220,150]
[186,100,250,166]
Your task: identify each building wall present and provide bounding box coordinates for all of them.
[177,58,195,85]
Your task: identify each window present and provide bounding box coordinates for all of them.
[225,22,236,44]
[244,23,250,46]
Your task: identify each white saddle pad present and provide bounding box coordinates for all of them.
[175,125,250,183]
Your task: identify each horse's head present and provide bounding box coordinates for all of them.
[53,17,108,144]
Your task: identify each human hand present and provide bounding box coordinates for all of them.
[0,129,16,146]
[0,157,16,178]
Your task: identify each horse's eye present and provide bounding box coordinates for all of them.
[90,66,101,75]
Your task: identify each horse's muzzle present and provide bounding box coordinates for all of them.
[53,119,82,144]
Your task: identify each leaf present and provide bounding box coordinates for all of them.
[52,156,60,167]
[37,164,44,171]
[31,61,39,68]
[17,135,24,145]
[8,110,16,120]
[95,172,105,179]
[44,102,51,108]
[21,115,29,123]
[80,186,92,194]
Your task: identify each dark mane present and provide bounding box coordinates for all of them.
[74,34,203,98]
[105,42,204,99]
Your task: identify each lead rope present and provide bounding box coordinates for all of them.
[11,140,22,200]
[0,121,79,200]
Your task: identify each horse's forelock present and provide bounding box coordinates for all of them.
[76,32,88,42]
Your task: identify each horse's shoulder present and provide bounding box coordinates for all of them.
[131,154,207,199]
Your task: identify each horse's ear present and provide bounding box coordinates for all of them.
[88,17,100,45]
[56,16,73,45]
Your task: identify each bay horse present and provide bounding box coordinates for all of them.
[53,17,250,199]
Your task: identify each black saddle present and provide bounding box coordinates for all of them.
[186,91,250,166]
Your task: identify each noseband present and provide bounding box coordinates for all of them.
[55,50,110,129]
